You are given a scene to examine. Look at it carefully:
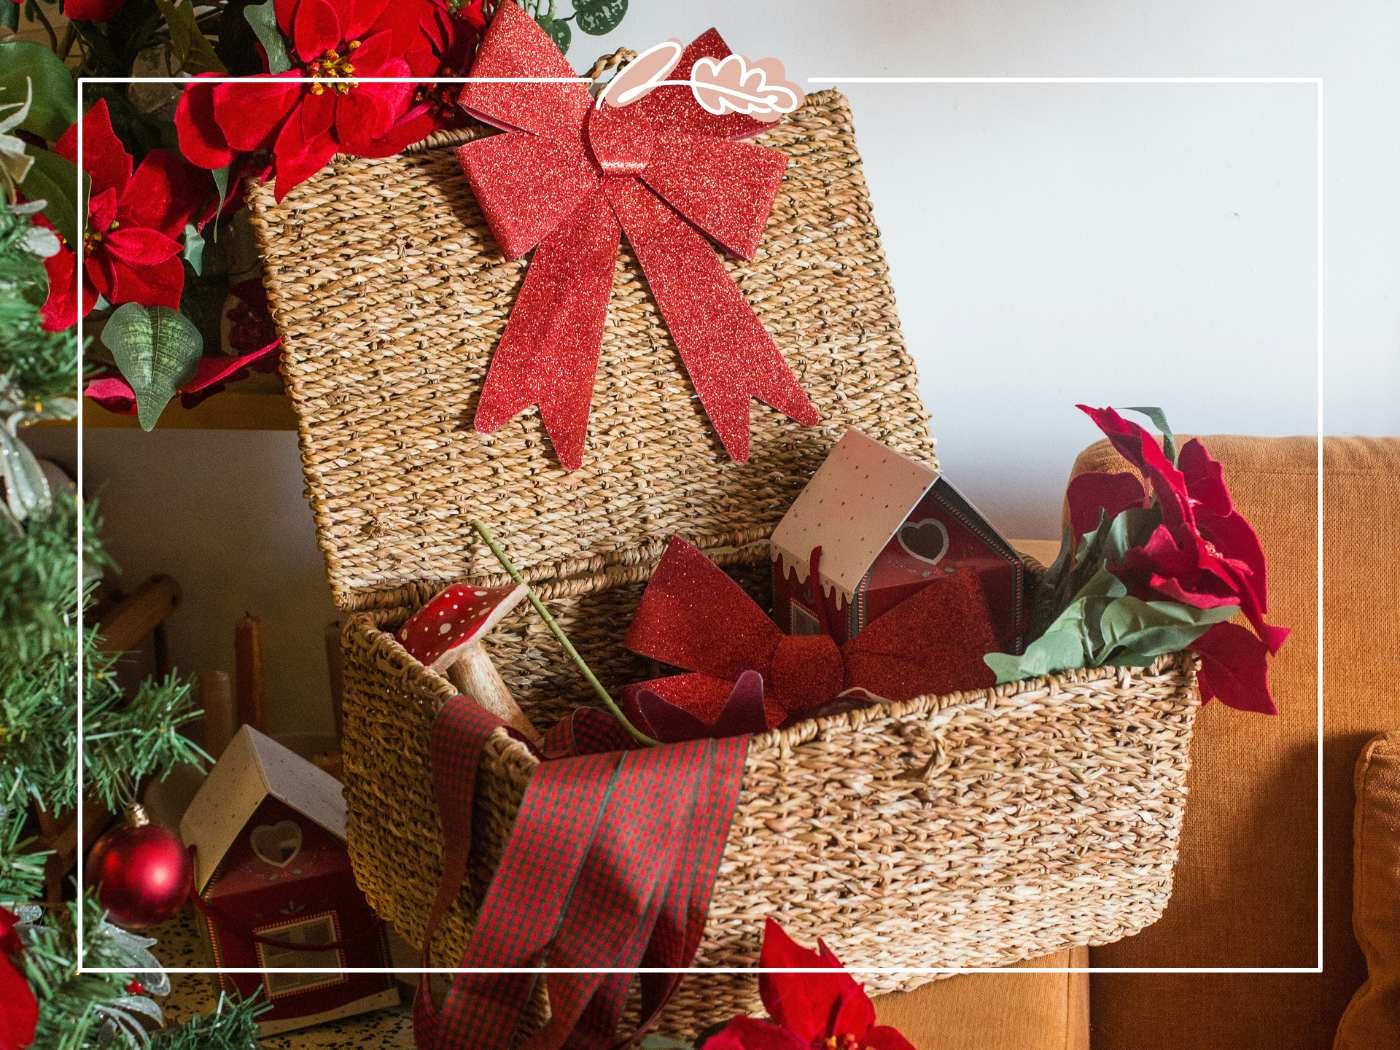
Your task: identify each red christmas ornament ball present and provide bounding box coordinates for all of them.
[86,804,192,930]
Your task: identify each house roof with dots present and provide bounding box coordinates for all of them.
[770,429,940,606]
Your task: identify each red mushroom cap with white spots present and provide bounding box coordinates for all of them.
[396,582,528,671]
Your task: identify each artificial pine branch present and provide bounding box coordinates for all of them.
[148,992,265,1050]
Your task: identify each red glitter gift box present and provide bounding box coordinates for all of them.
[770,430,1027,653]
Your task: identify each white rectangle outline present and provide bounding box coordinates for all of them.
[73,73,1325,976]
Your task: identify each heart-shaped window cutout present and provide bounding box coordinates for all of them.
[897,518,950,566]
[250,819,303,868]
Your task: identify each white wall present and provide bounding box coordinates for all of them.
[34,0,1393,735]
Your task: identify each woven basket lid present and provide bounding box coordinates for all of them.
[247,89,938,612]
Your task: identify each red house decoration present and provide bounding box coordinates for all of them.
[180,726,398,1035]
[771,430,1027,652]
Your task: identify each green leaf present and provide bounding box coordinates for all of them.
[0,41,77,140]
[153,0,228,74]
[986,569,1127,684]
[99,304,204,430]
[639,1038,693,1050]
[0,3,17,31]
[1094,596,1237,664]
[181,222,205,275]
[21,146,83,247]
[243,0,292,74]
[574,0,627,35]
[539,15,571,52]
[1123,405,1177,464]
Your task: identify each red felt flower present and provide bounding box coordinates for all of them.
[42,100,209,329]
[177,0,428,200]
[0,907,37,1050]
[704,920,915,1050]
[1075,405,1290,712]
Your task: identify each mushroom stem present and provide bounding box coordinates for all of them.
[447,643,541,744]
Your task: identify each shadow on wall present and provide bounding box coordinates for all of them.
[23,426,340,738]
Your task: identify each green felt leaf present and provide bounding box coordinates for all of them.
[539,15,571,53]
[21,147,83,247]
[1094,596,1237,663]
[575,0,627,35]
[181,222,205,275]
[100,304,204,430]
[244,0,292,74]
[1124,405,1178,464]
[0,42,77,140]
[639,1037,693,1050]
[154,0,228,74]
[0,3,17,31]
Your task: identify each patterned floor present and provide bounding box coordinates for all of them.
[154,911,415,1048]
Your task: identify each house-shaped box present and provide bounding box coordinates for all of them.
[180,726,398,1035]
[771,430,1027,651]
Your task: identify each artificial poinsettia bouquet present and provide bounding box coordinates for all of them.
[0,0,633,429]
[986,404,1289,714]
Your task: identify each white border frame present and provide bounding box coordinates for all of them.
[73,72,1325,978]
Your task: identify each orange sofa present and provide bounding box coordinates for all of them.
[870,435,1396,1049]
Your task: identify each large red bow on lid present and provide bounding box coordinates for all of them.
[456,2,820,470]
[622,538,1000,739]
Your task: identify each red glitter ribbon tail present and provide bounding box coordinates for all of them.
[604,179,819,463]
[473,193,621,470]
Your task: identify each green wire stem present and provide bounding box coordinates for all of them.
[471,519,659,748]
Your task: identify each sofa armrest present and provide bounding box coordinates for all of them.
[872,947,1089,1050]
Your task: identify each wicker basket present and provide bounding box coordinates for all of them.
[246,87,1199,1034]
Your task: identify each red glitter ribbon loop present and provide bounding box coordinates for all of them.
[457,1,819,470]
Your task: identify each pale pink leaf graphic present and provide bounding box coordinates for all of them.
[598,39,685,109]
[689,54,803,122]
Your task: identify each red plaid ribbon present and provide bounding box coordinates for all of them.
[415,697,747,1049]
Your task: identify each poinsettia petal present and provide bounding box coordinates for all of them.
[120,149,212,238]
[271,103,338,200]
[294,0,342,60]
[758,919,857,1042]
[213,78,301,152]
[0,955,38,1050]
[865,1024,919,1050]
[41,242,79,331]
[1066,470,1147,539]
[108,253,185,310]
[1177,438,1234,518]
[84,375,139,414]
[335,85,400,145]
[87,186,119,237]
[56,99,131,198]
[65,0,126,20]
[342,0,391,39]
[1077,404,1193,530]
[301,87,337,140]
[175,79,233,170]
[828,983,878,1044]
[85,249,116,302]
[1193,621,1277,714]
[104,226,182,266]
[275,0,298,34]
[701,1017,807,1050]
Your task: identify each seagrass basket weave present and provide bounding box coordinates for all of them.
[246,86,1200,1033]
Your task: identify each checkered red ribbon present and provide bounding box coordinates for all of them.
[414,696,748,1049]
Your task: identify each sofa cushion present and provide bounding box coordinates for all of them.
[873,947,1089,1050]
[1078,436,1398,1049]
[1335,731,1400,1050]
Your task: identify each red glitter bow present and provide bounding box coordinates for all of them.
[623,538,999,733]
[457,2,820,470]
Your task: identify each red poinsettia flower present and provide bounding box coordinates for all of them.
[704,920,915,1050]
[0,907,38,1050]
[41,100,209,330]
[1074,405,1289,713]
[175,0,425,200]
[354,0,484,157]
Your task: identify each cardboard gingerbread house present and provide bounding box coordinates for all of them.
[180,726,397,1035]
[771,430,1027,651]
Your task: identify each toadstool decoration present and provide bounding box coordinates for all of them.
[396,582,540,742]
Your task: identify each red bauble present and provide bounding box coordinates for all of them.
[86,804,192,930]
